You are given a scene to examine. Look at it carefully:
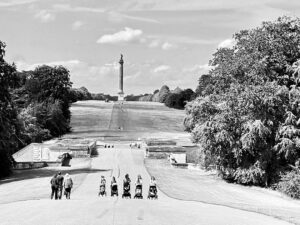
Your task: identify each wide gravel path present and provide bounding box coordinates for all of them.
[0,145,293,225]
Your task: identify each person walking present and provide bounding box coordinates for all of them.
[57,172,64,200]
[50,173,58,200]
[63,173,73,199]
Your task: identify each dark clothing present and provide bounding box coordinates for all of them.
[57,175,64,187]
[57,186,63,199]
[50,177,58,188]
[51,186,58,200]
[57,175,64,200]
[64,187,71,199]
[50,176,58,200]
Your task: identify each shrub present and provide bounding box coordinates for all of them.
[233,162,266,186]
[277,169,300,199]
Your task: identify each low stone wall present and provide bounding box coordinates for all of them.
[147,152,169,159]
[14,161,47,170]
[146,146,186,159]
[146,146,186,153]
[171,163,188,168]
[13,161,62,170]
[145,139,177,146]
[46,161,62,167]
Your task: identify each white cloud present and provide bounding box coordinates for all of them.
[53,4,105,13]
[34,10,55,23]
[148,39,160,48]
[148,39,176,50]
[0,0,37,7]
[107,11,159,24]
[218,39,235,49]
[148,34,218,46]
[153,65,171,73]
[97,27,143,44]
[16,60,81,71]
[53,4,158,24]
[183,64,213,73]
[161,42,176,50]
[113,0,274,11]
[72,21,84,30]
[89,62,118,75]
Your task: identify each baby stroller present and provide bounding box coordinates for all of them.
[134,184,143,199]
[122,181,131,199]
[147,185,158,199]
[99,184,106,197]
[111,183,118,197]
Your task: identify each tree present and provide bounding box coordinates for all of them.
[18,105,51,143]
[0,41,20,178]
[25,65,73,135]
[165,93,182,109]
[185,16,300,188]
[165,89,195,109]
[195,16,300,98]
[158,85,170,103]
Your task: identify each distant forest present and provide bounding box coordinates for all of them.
[125,86,195,110]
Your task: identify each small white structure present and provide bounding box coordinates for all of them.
[13,139,96,162]
[169,153,186,164]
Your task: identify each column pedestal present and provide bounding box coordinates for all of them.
[118,92,124,101]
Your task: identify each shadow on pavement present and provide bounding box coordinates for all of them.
[0,168,111,185]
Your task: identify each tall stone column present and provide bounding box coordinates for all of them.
[119,54,124,94]
[118,54,124,101]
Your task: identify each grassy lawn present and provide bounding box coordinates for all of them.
[145,158,300,224]
[65,100,190,142]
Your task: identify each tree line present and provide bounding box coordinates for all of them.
[125,85,195,110]
[68,86,118,102]
[184,16,300,198]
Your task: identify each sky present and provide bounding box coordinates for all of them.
[1,0,300,95]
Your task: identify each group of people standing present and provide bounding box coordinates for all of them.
[50,172,156,200]
[50,172,73,200]
[99,174,157,199]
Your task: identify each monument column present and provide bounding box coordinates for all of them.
[118,54,124,101]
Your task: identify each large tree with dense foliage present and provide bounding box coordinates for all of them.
[0,41,21,177]
[25,65,72,136]
[185,16,300,189]
[165,89,195,109]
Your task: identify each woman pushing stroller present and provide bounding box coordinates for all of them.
[134,175,143,199]
[122,174,131,198]
[99,175,106,196]
[111,176,118,196]
[148,176,158,199]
